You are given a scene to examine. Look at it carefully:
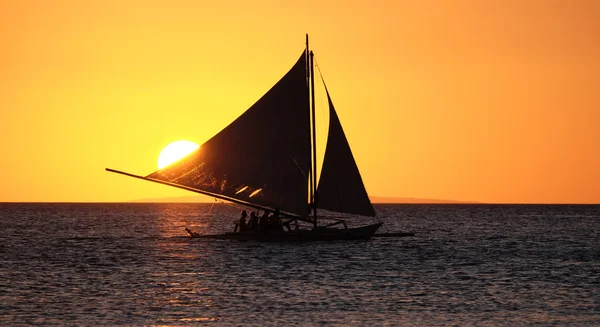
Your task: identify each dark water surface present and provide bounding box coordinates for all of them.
[0,203,598,326]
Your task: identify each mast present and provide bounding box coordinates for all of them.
[310,50,317,227]
[306,34,313,220]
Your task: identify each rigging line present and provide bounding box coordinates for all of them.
[314,57,327,90]
[206,198,216,216]
[289,154,307,180]
[216,199,253,218]
[210,197,227,217]
[312,56,328,194]
[313,58,328,120]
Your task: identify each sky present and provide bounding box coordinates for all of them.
[1,0,599,203]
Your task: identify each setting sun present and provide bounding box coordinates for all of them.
[1,1,598,204]
[157,140,199,170]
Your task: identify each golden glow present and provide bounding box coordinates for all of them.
[1,1,598,203]
[249,188,263,198]
[235,186,249,195]
[157,141,199,170]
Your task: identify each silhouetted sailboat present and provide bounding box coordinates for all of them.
[107,36,394,241]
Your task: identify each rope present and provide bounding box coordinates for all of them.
[314,58,329,120]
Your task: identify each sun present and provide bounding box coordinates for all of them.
[157,140,199,169]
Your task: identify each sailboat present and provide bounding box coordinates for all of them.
[107,36,398,241]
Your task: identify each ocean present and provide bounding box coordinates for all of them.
[0,203,598,326]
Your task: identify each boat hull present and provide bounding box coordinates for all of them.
[192,223,384,242]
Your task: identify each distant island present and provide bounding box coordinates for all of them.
[369,196,477,204]
[130,195,476,204]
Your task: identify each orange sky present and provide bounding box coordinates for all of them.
[1,0,599,203]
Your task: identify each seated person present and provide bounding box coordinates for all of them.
[238,210,248,232]
[268,208,283,231]
[247,211,259,230]
[258,211,270,228]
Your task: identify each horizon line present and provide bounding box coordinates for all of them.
[1,201,599,205]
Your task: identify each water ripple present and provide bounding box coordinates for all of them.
[0,203,599,326]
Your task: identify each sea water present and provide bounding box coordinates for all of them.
[0,203,598,326]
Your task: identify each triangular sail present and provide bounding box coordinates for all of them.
[148,52,310,216]
[316,88,376,217]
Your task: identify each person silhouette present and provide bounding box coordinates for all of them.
[248,211,259,230]
[259,211,270,228]
[238,210,248,232]
[269,208,282,230]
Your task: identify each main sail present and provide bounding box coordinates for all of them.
[148,52,311,216]
[316,89,376,217]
